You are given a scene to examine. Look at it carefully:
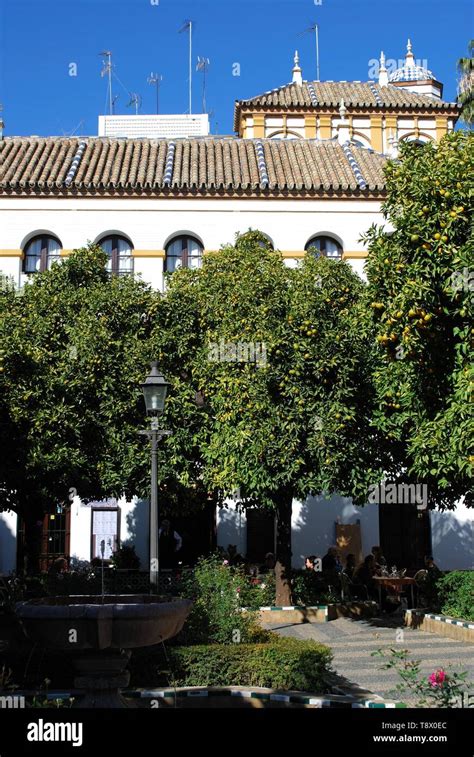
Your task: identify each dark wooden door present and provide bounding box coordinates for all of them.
[246,509,275,563]
[379,503,431,571]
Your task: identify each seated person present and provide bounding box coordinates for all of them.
[371,545,387,574]
[258,552,275,574]
[343,553,356,580]
[305,555,317,571]
[322,547,342,572]
[353,555,377,600]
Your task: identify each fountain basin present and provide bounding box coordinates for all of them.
[16,595,192,651]
[15,595,192,707]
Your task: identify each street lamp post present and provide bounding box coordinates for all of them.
[140,362,171,592]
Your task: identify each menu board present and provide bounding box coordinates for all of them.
[91,509,119,559]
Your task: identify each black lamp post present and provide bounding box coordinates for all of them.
[140,361,171,591]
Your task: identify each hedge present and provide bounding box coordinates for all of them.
[436,571,474,622]
[131,637,333,692]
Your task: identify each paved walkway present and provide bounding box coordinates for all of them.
[265,614,474,704]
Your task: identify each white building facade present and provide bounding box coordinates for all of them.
[0,44,471,574]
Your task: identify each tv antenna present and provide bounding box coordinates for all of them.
[298,23,320,81]
[179,19,194,114]
[196,57,210,113]
[147,72,163,114]
[99,50,114,114]
[127,92,142,115]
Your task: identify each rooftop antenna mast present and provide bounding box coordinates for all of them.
[196,57,210,113]
[99,50,114,114]
[127,92,142,115]
[298,23,320,81]
[179,19,194,114]
[147,72,163,114]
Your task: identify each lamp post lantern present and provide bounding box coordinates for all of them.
[140,362,171,591]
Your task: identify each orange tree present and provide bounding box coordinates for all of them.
[0,246,159,569]
[152,232,385,604]
[363,132,473,510]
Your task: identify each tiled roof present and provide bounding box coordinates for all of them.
[0,136,388,195]
[235,80,459,116]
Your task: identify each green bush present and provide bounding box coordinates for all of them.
[176,555,268,644]
[291,571,340,606]
[436,571,474,621]
[131,637,333,692]
[238,573,275,609]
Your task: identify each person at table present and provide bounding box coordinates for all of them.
[305,555,317,571]
[322,547,342,572]
[343,553,356,580]
[424,555,442,580]
[353,554,378,600]
[258,551,275,573]
[372,546,387,573]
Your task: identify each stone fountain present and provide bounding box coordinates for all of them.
[16,594,192,708]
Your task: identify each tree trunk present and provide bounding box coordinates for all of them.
[23,509,43,574]
[274,489,293,606]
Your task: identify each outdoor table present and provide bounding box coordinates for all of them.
[373,576,416,610]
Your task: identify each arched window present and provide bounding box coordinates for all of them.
[23,235,61,274]
[305,235,342,260]
[165,235,203,273]
[98,235,133,276]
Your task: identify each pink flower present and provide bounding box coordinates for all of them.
[236,587,241,593]
[428,669,447,688]
[222,560,229,566]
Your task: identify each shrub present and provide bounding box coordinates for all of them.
[131,637,333,692]
[291,570,340,606]
[238,573,275,609]
[110,545,141,570]
[435,571,474,621]
[176,555,267,644]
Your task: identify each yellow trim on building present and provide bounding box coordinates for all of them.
[342,250,368,260]
[253,114,265,138]
[132,250,166,258]
[281,250,306,259]
[371,116,383,153]
[435,116,448,141]
[319,115,332,139]
[305,115,317,139]
[0,249,23,257]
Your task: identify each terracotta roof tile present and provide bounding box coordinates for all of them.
[0,136,388,195]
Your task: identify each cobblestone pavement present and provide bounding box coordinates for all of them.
[265,614,474,704]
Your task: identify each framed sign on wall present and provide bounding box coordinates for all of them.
[91,508,120,560]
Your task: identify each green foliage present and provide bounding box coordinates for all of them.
[153,229,384,507]
[363,132,474,508]
[457,41,474,126]
[373,647,472,707]
[291,570,340,605]
[110,544,141,570]
[435,570,474,621]
[238,573,275,609]
[176,555,268,644]
[133,638,332,692]
[0,245,157,517]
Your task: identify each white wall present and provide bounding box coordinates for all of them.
[430,500,474,570]
[0,196,383,287]
[216,495,380,568]
[0,510,17,573]
[69,496,150,568]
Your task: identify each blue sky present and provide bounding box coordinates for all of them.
[0,0,471,137]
